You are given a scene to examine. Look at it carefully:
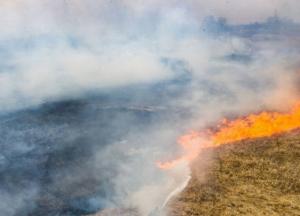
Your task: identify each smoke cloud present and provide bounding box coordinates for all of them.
[1,1,300,216]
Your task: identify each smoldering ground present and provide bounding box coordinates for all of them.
[1,1,300,216]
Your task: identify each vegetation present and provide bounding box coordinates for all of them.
[169,131,300,216]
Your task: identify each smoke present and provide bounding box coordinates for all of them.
[1,0,300,112]
[1,1,300,216]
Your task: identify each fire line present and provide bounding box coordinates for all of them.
[158,102,300,169]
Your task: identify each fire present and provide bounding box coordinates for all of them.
[158,102,300,169]
[157,131,211,169]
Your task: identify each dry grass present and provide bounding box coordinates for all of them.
[169,131,300,216]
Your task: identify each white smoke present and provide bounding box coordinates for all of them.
[0,0,300,112]
[1,1,300,216]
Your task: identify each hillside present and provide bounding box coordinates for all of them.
[169,131,300,216]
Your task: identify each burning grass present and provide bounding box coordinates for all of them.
[158,101,300,169]
[168,131,300,216]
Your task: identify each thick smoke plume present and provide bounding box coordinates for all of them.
[1,1,300,216]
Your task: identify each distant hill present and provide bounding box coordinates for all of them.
[169,131,300,216]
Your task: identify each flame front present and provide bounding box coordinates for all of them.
[158,102,300,169]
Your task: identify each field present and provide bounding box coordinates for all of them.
[169,131,300,216]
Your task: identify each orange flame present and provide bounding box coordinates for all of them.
[158,102,300,169]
